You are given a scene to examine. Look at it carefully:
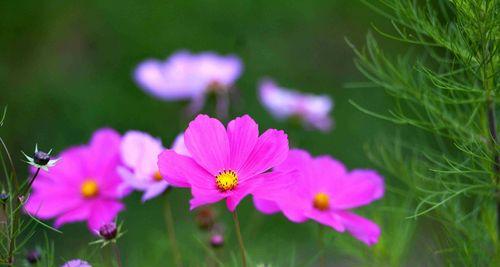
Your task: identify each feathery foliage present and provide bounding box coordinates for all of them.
[350,0,499,265]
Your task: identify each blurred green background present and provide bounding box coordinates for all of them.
[0,0,401,266]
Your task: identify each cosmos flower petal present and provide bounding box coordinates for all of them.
[251,171,308,222]
[141,182,168,202]
[117,167,150,190]
[190,193,225,211]
[33,147,88,187]
[134,51,243,102]
[227,115,259,171]
[171,133,190,157]
[121,131,163,175]
[306,209,345,232]
[54,205,92,228]
[225,180,259,212]
[253,198,280,214]
[309,155,347,193]
[25,193,83,219]
[184,114,230,175]
[88,200,124,231]
[337,211,381,246]
[239,129,288,179]
[61,259,92,267]
[330,170,384,209]
[88,129,121,170]
[158,149,210,188]
[273,149,312,173]
[259,79,333,132]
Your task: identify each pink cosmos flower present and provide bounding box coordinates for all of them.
[118,131,189,201]
[24,129,125,231]
[158,114,292,211]
[253,149,384,245]
[134,51,243,101]
[61,259,91,267]
[259,79,333,131]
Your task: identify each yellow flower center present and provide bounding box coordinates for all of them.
[215,170,238,191]
[153,170,163,181]
[313,192,330,211]
[81,179,99,198]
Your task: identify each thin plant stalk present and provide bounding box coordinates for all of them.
[112,243,123,267]
[7,167,41,265]
[318,224,326,267]
[232,209,247,267]
[163,194,183,267]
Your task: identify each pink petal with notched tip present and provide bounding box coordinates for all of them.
[87,128,122,179]
[171,133,190,157]
[337,211,381,246]
[158,149,209,188]
[142,182,169,202]
[238,129,288,180]
[329,169,384,210]
[227,115,259,171]
[54,205,92,228]
[184,114,230,175]
[25,191,83,219]
[308,155,347,196]
[305,208,345,232]
[251,171,308,222]
[121,131,164,176]
[253,198,280,214]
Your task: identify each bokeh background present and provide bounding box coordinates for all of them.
[1,0,403,266]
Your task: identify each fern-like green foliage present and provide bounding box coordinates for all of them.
[350,0,499,265]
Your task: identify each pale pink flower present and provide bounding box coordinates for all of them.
[134,51,242,102]
[259,79,333,131]
[25,129,125,231]
[253,149,384,245]
[61,259,91,267]
[158,114,293,211]
[118,131,189,201]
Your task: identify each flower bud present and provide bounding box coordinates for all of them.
[26,249,41,264]
[34,151,50,166]
[0,192,8,203]
[99,223,117,240]
[195,207,216,230]
[210,234,224,248]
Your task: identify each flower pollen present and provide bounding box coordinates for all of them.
[81,180,99,198]
[313,192,330,211]
[153,170,163,181]
[215,170,238,191]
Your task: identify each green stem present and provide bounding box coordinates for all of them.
[318,225,326,267]
[7,167,40,265]
[112,243,123,267]
[482,42,499,238]
[163,195,183,267]
[232,209,247,267]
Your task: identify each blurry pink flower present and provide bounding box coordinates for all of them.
[25,129,125,231]
[259,79,333,131]
[118,131,190,201]
[253,149,384,245]
[134,51,243,101]
[61,259,91,267]
[158,114,292,211]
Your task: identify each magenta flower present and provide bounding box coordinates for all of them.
[259,79,333,131]
[253,149,384,245]
[24,129,125,231]
[158,114,291,211]
[61,259,91,267]
[134,51,243,102]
